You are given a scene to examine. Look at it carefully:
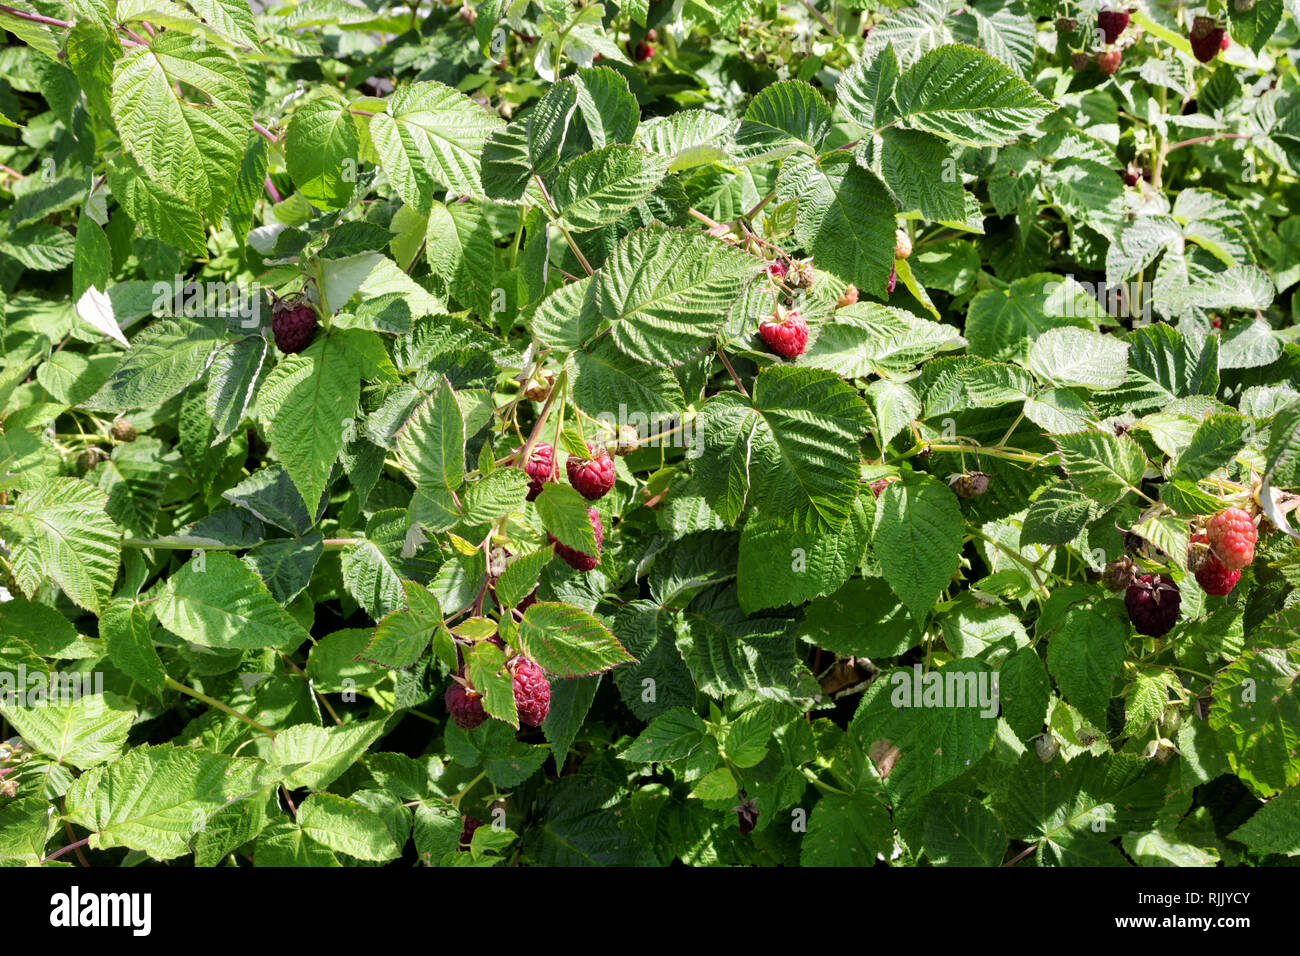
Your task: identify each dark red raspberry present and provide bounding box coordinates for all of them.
[1095,48,1122,75]
[734,791,759,835]
[548,506,603,572]
[1125,574,1181,637]
[458,815,482,849]
[767,261,788,280]
[522,442,556,501]
[271,298,317,354]
[1096,9,1129,43]
[886,264,897,293]
[1195,558,1241,596]
[1206,507,1256,570]
[1120,164,1141,186]
[1190,16,1225,63]
[445,679,487,729]
[758,310,808,358]
[566,443,616,500]
[511,657,550,726]
[836,284,858,308]
[633,41,653,61]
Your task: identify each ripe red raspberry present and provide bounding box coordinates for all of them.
[1095,48,1122,75]
[767,261,788,280]
[1189,16,1225,63]
[758,310,808,358]
[566,443,616,500]
[630,40,653,61]
[886,264,897,293]
[1206,507,1256,570]
[511,657,550,726]
[445,680,487,729]
[522,442,556,501]
[271,298,317,354]
[1195,558,1241,596]
[1120,165,1141,186]
[458,815,482,849]
[1125,574,1181,637]
[836,284,858,308]
[1096,9,1129,43]
[549,506,603,572]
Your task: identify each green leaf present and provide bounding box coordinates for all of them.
[998,647,1051,741]
[517,602,636,677]
[0,692,135,770]
[599,226,756,367]
[553,144,669,231]
[100,598,167,697]
[1051,430,1146,504]
[1027,327,1130,390]
[780,153,896,299]
[296,793,401,862]
[894,44,1055,146]
[285,97,361,210]
[620,706,711,763]
[1171,413,1250,482]
[156,551,311,649]
[533,482,599,555]
[359,579,442,669]
[395,376,465,498]
[1045,601,1126,728]
[800,792,893,866]
[111,33,252,218]
[697,367,873,534]
[1228,786,1300,856]
[733,79,832,162]
[260,333,364,514]
[89,318,224,412]
[369,80,503,210]
[872,474,964,621]
[269,720,388,790]
[2,478,120,615]
[922,793,1009,866]
[737,496,872,612]
[1209,648,1300,797]
[64,744,263,861]
[105,159,208,255]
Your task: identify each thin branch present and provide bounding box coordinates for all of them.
[0,3,71,27]
[252,120,280,144]
[166,676,278,737]
[1166,132,1248,152]
[799,0,838,35]
[716,348,750,398]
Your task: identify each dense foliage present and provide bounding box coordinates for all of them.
[0,0,1298,868]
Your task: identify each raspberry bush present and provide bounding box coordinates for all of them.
[0,0,1297,870]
